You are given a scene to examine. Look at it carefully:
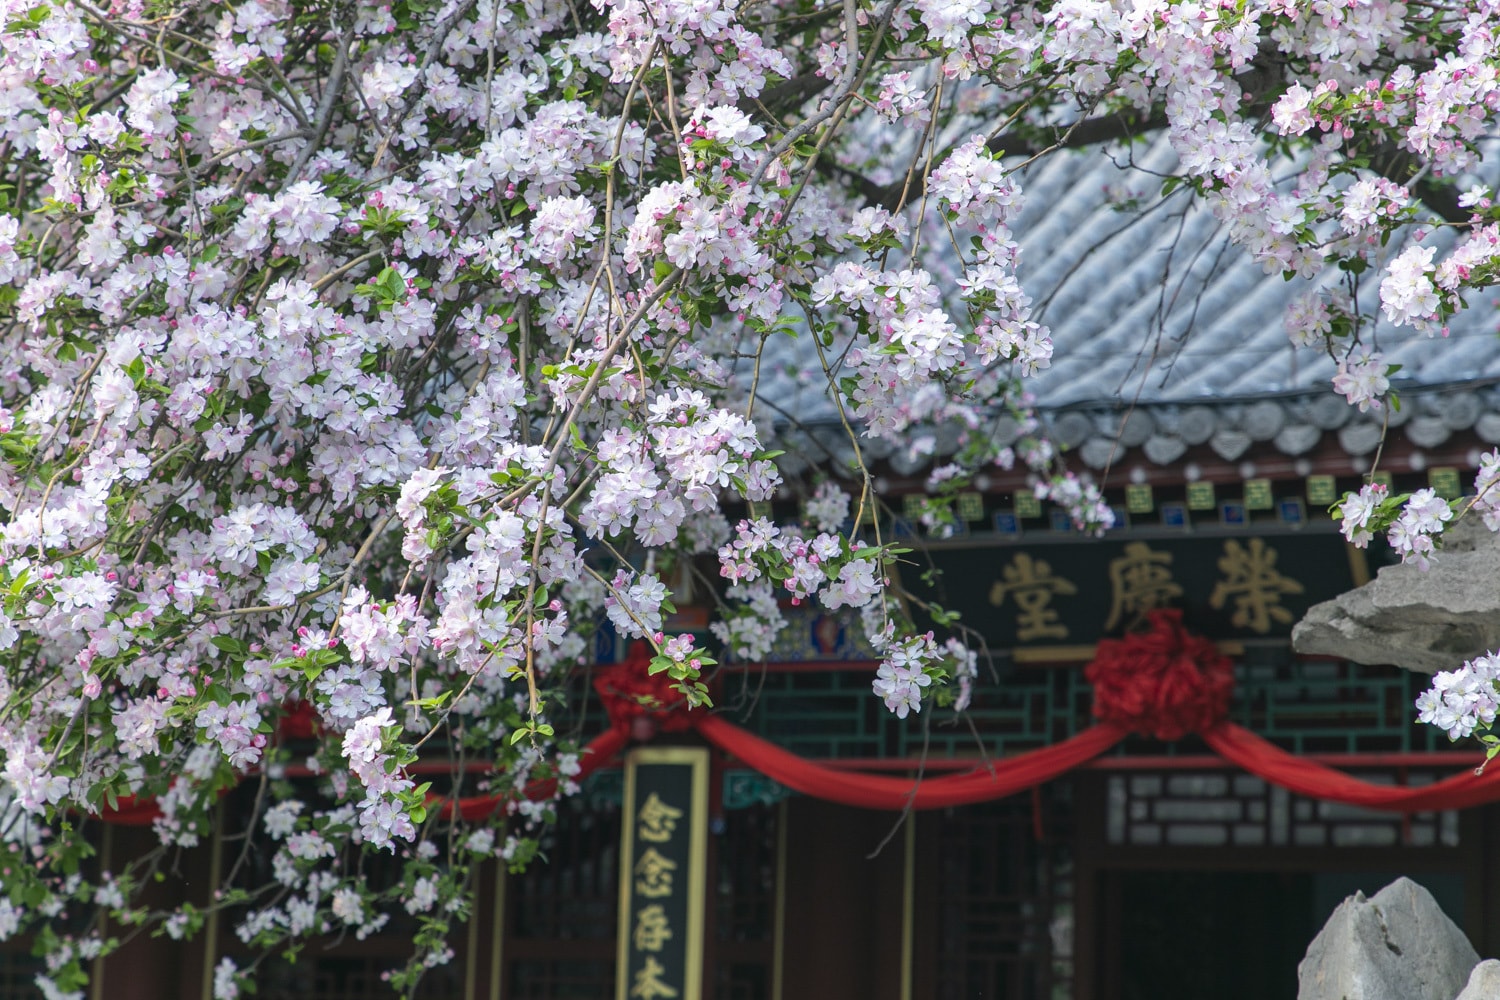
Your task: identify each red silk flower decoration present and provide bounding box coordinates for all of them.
[592,640,696,738]
[1085,609,1234,741]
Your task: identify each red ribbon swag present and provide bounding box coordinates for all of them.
[96,612,1500,824]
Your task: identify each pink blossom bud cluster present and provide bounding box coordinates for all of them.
[1330,349,1392,411]
[1033,473,1116,537]
[341,708,418,849]
[1339,482,1457,571]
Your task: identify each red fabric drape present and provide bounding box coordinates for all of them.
[1203,722,1500,813]
[89,614,1500,823]
[96,794,163,826]
[697,714,1128,810]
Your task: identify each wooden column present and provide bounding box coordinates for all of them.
[780,799,905,1000]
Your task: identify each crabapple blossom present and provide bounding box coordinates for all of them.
[5,0,1500,990]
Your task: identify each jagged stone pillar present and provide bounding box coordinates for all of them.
[1292,518,1500,673]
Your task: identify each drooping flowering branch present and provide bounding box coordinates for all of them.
[4,0,1500,994]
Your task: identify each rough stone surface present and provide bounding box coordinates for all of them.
[1298,878,1479,1000]
[1292,518,1500,673]
[1455,960,1500,1000]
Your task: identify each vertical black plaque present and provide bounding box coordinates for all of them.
[616,747,709,1000]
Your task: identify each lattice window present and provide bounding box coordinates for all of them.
[714,805,776,945]
[505,796,621,999]
[934,790,1073,1000]
[712,806,778,1000]
[1229,649,1447,755]
[734,651,1450,761]
[713,963,770,1000]
[508,959,616,999]
[901,664,1090,757]
[1105,771,1460,847]
[730,670,892,758]
[501,797,778,1000]
[254,955,461,1000]
[0,950,42,1000]
[511,799,622,942]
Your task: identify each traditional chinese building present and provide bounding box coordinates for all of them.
[10,145,1500,1000]
[477,137,1500,1000]
[16,394,1500,1000]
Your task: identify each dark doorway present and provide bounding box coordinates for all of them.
[1116,871,1314,1000]
[1111,869,1470,1000]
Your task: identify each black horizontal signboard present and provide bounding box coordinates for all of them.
[913,532,1366,656]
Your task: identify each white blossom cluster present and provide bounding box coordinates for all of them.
[4,0,1500,991]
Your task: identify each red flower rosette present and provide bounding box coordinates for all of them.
[1085,609,1234,741]
[592,640,696,738]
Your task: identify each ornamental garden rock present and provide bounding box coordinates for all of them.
[1298,878,1480,1000]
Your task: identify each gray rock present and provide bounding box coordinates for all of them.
[1284,515,1500,671]
[1292,517,1500,673]
[1298,878,1479,1000]
[1455,960,1500,1000]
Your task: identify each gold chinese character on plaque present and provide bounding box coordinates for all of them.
[988,553,1078,642]
[630,956,679,999]
[634,848,677,898]
[1105,542,1183,631]
[637,793,683,844]
[633,904,673,952]
[1209,538,1305,634]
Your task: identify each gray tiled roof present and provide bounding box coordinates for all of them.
[751,132,1500,470]
[1015,134,1500,407]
